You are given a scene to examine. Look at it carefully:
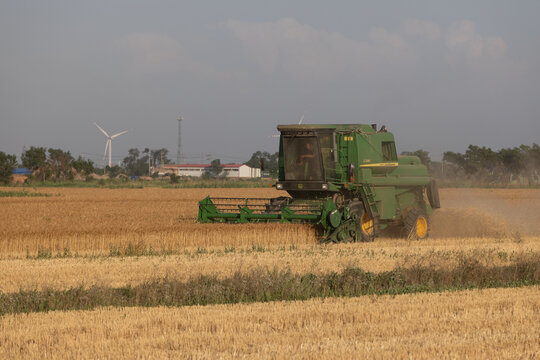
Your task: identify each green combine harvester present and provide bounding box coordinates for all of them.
[198,124,440,243]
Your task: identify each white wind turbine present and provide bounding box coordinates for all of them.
[94,123,129,168]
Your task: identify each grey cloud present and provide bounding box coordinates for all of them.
[445,20,508,67]
[402,19,441,41]
[224,18,414,81]
[115,33,219,79]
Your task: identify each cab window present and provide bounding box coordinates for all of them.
[382,141,397,161]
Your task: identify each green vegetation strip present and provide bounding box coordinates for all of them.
[9,178,273,189]
[0,190,51,197]
[1,258,539,315]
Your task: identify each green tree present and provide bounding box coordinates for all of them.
[150,148,171,167]
[21,147,50,180]
[72,156,95,176]
[520,144,540,184]
[520,143,540,169]
[442,151,465,168]
[499,147,524,181]
[208,159,223,178]
[106,165,123,178]
[122,148,149,176]
[444,145,499,177]
[47,148,74,181]
[245,151,279,175]
[464,145,499,176]
[21,147,47,171]
[0,151,17,184]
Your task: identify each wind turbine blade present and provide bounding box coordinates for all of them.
[111,130,128,139]
[298,113,305,125]
[94,123,110,138]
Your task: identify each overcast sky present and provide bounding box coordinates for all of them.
[1,1,539,166]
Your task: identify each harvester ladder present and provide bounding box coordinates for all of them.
[359,184,379,218]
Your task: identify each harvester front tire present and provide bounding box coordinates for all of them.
[349,201,376,242]
[403,208,429,240]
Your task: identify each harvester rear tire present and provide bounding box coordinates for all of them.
[402,208,429,240]
[349,201,376,242]
[427,180,440,209]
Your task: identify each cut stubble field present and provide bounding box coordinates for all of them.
[1,287,538,359]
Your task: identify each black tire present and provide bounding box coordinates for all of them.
[402,208,429,240]
[427,180,440,209]
[348,201,376,242]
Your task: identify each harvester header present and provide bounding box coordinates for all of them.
[198,123,440,243]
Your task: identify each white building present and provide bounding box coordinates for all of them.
[157,164,261,178]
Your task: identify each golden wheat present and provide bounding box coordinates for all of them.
[2,187,539,256]
[1,286,538,359]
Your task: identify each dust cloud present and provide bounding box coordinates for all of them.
[430,188,540,238]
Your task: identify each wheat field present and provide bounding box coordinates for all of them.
[1,286,538,359]
[1,186,539,358]
[1,187,539,256]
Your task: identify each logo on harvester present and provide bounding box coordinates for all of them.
[297,184,303,189]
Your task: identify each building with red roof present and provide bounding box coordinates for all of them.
[156,164,260,178]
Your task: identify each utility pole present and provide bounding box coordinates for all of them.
[441,153,444,177]
[177,116,183,164]
[148,150,152,175]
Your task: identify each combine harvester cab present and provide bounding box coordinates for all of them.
[198,124,440,243]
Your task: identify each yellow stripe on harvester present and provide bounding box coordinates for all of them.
[358,162,398,167]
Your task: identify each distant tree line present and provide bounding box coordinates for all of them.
[442,144,540,184]
[1,143,538,185]
[121,148,172,177]
[402,144,540,185]
[0,146,94,184]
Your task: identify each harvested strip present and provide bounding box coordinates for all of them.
[1,287,538,359]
